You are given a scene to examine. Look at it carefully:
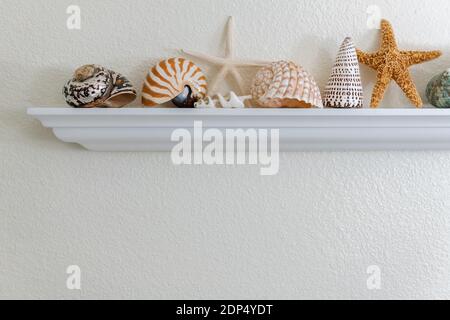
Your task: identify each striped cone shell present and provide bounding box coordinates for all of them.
[250,61,323,108]
[324,37,363,108]
[142,57,207,106]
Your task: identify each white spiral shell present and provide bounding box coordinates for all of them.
[142,57,207,107]
[251,61,323,108]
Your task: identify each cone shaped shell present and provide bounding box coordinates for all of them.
[324,37,363,108]
[142,57,207,107]
[250,61,323,108]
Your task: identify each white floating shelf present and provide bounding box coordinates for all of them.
[28,107,450,151]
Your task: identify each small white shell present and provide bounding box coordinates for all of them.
[195,96,217,109]
[250,61,323,108]
[194,92,250,109]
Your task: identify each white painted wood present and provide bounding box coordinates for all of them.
[28,107,450,151]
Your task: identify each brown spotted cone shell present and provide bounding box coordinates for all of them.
[324,37,363,108]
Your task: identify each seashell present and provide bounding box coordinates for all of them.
[63,65,137,108]
[195,96,217,109]
[219,92,250,109]
[194,92,251,109]
[250,61,323,108]
[426,69,450,108]
[324,37,363,108]
[142,57,207,108]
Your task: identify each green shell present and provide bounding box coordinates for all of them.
[426,70,450,108]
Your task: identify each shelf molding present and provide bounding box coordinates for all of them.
[27,107,450,151]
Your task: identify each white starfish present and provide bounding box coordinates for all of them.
[181,16,270,95]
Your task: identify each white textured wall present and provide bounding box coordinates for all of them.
[2,0,450,299]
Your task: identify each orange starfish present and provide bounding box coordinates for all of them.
[357,19,441,108]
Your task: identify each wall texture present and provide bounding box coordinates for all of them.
[2,0,450,299]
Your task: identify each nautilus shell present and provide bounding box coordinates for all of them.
[250,61,323,108]
[63,65,137,108]
[142,57,207,108]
